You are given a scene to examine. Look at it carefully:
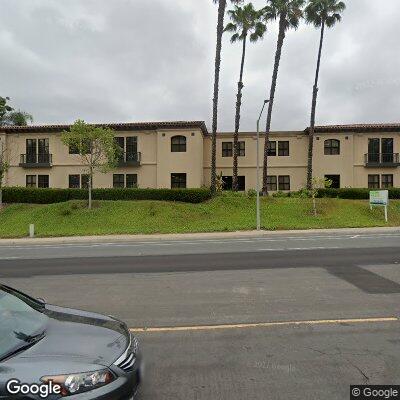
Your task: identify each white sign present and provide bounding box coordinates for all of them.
[369,190,389,222]
[369,190,389,206]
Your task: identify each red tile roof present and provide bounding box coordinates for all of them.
[306,123,400,133]
[0,121,209,135]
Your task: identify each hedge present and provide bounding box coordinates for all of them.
[2,187,213,204]
[316,187,400,199]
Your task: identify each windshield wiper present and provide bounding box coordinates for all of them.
[0,331,46,362]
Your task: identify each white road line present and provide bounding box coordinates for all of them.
[0,233,400,250]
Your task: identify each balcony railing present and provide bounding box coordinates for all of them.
[117,152,141,167]
[20,153,53,168]
[364,153,400,167]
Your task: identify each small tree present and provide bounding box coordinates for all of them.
[61,120,120,209]
[308,177,332,216]
[0,96,33,126]
[0,140,9,208]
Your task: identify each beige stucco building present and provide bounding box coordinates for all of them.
[1,121,399,191]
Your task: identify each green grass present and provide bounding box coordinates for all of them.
[0,193,399,238]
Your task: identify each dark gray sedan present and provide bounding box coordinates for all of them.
[0,284,142,399]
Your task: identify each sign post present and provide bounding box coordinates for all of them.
[369,190,389,222]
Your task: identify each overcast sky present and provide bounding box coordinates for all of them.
[0,0,398,131]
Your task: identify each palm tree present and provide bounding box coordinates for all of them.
[211,0,243,193]
[305,0,345,189]
[225,3,266,191]
[261,0,304,195]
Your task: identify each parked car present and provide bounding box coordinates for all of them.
[0,284,142,399]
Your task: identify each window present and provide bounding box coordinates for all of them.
[171,136,186,152]
[267,141,276,156]
[126,174,138,188]
[113,174,125,188]
[26,139,37,163]
[278,175,290,191]
[382,174,393,188]
[222,176,233,190]
[324,139,340,155]
[38,139,49,163]
[221,176,245,191]
[38,175,49,188]
[26,175,36,188]
[171,173,187,188]
[69,144,79,155]
[368,174,380,189]
[115,137,125,162]
[126,137,138,159]
[278,141,289,156]
[266,176,277,191]
[82,174,90,189]
[325,175,340,189]
[222,142,233,157]
[69,175,80,189]
[238,141,245,157]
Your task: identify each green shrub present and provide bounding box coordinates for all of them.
[246,189,257,198]
[3,187,212,204]
[316,187,400,200]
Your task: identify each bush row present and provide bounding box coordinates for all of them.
[2,187,213,204]
[271,187,400,199]
[316,187,400,199]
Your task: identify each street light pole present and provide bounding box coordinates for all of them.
[256,100,269,231]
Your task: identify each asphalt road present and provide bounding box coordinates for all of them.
[1,231,400,400]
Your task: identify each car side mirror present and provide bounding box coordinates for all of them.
[36,297,46,304]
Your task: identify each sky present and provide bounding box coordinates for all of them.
[0,0,399,132]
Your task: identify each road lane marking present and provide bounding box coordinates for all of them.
[258,246,341,251]
[130,316,399,333]
[1,233,400,250]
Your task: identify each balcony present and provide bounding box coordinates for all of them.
[117,152,141,167]
[364,153,400,167]
[20,154,53,168]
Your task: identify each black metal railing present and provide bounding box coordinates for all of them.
[364,153,399,166]
[117,152,141,166]
[20,153,53,166]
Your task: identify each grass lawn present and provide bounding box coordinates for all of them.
[0,193,399,238]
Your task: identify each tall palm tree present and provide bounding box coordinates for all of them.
[261,0,304,195]
[225,3,266,191]
[211,0,243,193]
[305,0,345,189]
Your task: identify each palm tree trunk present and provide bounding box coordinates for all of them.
[262,14,286,195]
[88,166,93,210]
[211,0,227,193]
[307,21,325,190]
[233,34,247,192]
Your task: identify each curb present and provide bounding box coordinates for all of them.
[0,226,399,245]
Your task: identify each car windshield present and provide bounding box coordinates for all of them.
[0,287,48,360]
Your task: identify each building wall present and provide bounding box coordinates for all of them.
[2,126,400,190]
[3,127,205,189]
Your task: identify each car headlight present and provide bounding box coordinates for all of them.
[41,369,115,396]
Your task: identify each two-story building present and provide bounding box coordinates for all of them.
[1,121,399,191]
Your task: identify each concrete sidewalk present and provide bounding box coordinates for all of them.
[0,226,399,245]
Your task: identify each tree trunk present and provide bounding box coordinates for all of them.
[262,14,286,195]
[211,0,227,193]
[88,167,93,210]
[307,21,325,190]
[233,34,247,192]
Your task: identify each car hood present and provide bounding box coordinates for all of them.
[0,303,130,384]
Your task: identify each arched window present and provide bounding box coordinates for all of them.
[324,139,340,155]
[171,135,187,152]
